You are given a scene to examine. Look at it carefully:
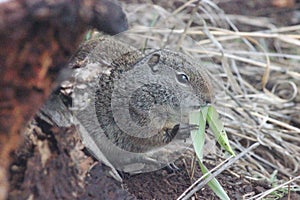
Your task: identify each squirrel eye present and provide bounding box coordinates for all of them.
[176,73,189,84]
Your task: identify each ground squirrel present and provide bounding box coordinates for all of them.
[42,33,213,173]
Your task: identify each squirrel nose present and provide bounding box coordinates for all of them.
[203,93,213,105]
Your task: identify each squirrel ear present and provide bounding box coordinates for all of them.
[147,53,160,72]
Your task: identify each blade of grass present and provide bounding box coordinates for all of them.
[189,108,230,200]
[189,107,208,160]
[198,161,230,200]
[207,106,235,156]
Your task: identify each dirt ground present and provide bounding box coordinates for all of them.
[8,0,300,199]
[123,159,271,199]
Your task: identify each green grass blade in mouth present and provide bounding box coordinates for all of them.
[207,106,235,156]
[189,107,208,161]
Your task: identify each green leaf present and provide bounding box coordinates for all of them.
[189,107,208,161]
[198,161,230,200]
[207,106,235,156]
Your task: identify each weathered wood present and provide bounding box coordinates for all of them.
[0,0,127,199]
[8,117,135,199]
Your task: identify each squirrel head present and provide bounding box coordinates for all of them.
[108,48,214,138]
[134,49,213,110]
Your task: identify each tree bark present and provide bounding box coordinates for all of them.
[0,0,128,199]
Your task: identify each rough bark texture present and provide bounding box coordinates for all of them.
[8,118,135,199]
[0,0,128,199]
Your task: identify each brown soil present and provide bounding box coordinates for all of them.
[123,159,272,199]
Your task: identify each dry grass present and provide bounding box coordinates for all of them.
[121,0,300,198]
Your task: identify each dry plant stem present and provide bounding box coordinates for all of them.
[221,14,275,28]
[288,178,291,200]
[241,36,271,91]
[184,48,298,75]
[178,143,260,200]
[209,73,259,125]
[225,127,257,141]
[245,175,300,200]
[200,15,244,95]
[224,50,300,60]
[130,26,300,40]
[251,112,300,133]
[193,26,300,39]
[172,0,198,15]
[189,154,197,180]
[176,0,200,51]
[231,59,247,94]
[233,143,273,178]
[201,1,257,51]
[232,141,291,178]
